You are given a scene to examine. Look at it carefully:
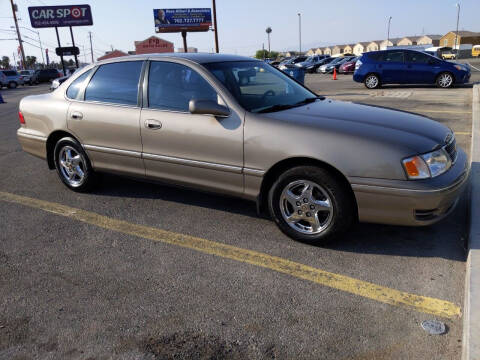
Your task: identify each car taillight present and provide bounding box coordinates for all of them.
[18,111,25,125]
[57,73,61,77]
[355,59,362,70]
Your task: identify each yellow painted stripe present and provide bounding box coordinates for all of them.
[0,191,461,319]
[414,109,472,114]
[455,131,472,135]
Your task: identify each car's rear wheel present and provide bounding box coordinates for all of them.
[436,72,454,88]
[268,166,355,244]
[54,137,96,192]
[364,74,380,89]
[8,81,17,89]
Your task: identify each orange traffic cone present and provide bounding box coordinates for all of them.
[332,67,337,80]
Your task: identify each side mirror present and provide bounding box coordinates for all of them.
[189,99,230,117]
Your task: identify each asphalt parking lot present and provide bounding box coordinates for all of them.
[0,76,476,359]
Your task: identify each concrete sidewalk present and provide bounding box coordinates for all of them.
[463,83,480,360]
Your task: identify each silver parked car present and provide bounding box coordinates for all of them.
[17,54,469,243]
[0,70,24,88]
[19,70,35,85]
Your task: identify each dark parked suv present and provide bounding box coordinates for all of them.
[32,68,62,84]
[353,49,471,89]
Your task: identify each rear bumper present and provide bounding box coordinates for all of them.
[353,73,364,83]
[17,128,47,160]
[350,148,469,226]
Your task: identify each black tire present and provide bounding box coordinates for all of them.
[53,137,96,192]
[436,72,454,88]
[8,81,17,89]
[268,166,355,244]
[364,73,380,89]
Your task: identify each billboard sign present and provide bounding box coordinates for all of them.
[28,5,93,28]
[153,8,211,33]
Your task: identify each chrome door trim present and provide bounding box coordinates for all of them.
[142,152,243,174]
[243,168,266,177]
[83,144,142,158]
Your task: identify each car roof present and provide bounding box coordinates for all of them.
[97,53,259,66]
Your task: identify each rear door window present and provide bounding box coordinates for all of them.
[3,71,17,76]
[85,61,143,105]
[405,51,432,64]
[383,51,404,62]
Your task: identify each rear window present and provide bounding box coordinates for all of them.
[84,61,143,105]
[2,71,17,76]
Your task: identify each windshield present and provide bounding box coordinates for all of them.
[204,61,318,113]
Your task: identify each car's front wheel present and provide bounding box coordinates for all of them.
[54,137,96,192]
[364,74,380,89]
[268,166,355,244]
[436,72,454,88]
[8,81,17,89]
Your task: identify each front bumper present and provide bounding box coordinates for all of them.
[350,148,469,226]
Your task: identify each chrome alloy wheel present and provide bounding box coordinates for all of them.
[279,180,334,235]
[58,146,86,187]
[365,75,379,88]
[438,73,453,88]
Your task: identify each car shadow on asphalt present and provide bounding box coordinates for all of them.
[92,173,259,219]
[92,174,467,262]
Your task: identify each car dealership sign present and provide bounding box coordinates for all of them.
[28,5,93,28]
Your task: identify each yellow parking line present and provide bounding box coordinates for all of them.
[0,191,461,319]
[455,131,472,135]
[414,109,472,114]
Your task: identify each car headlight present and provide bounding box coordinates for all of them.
[402,148,451,179]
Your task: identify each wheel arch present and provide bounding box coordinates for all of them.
[46,130,82,169]
[257,157,358,219]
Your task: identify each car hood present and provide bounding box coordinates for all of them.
[262,99,451,154]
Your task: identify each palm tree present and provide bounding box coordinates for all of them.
[266,27,272,54]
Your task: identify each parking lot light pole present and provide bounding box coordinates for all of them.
[298,13,301,53]
[454,3,460,52]
[387,16,392,48]
[266,27,272,54]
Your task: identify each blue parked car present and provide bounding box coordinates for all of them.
[353,49,471,89]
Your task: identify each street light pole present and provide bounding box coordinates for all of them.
[266,27,272,54]
[298,13,301,53]
[454,3,460,51]
[387,16,392,48]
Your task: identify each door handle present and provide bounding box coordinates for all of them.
[144,119,162,130]
[71,111,83,120]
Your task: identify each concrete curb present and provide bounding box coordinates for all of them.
[463,83,480,360]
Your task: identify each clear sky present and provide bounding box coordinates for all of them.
[0,0,479,65]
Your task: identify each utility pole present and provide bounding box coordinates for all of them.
[10,0,26,69]
[387,16,392,48]
[88,31,93,63]
[297,13,301,53]
[454,3,460,51]
[212,0,219,53]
